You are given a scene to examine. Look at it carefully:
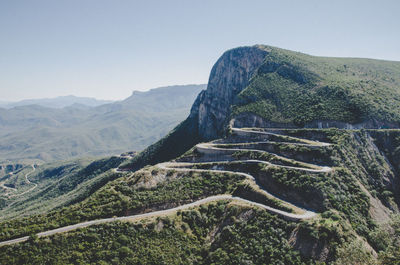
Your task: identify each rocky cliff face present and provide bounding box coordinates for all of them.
[190,46,268,140]
[126,45,400,171]
[190,45,400,142]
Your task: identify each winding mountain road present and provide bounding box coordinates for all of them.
[0,127,332,247]
[8,165,36,199]
[0,194,315,247]
[158,127,332,220]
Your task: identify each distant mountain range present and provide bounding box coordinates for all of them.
[0,84,206,163]
[0,95,113,109]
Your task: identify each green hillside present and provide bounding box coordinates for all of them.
[1,127,399,263]
[0,202,311,264]
[0,156,126,220]
[233,45,400,127]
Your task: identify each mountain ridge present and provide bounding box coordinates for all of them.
[122,45,400,171]
[0,84,206,163]
[0,95,113,109]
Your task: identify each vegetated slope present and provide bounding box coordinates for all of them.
[0,202,311,264]
[0,156,126,220]
[122,45,400,172]
[233,45,400,128]
[0,84,205,163]
[1,127,399,263]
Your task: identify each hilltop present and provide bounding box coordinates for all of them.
[233,45,400,129]
[122,45,400,170]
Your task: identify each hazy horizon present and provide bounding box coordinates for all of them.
[1,0,399,101]
[0,83,207,102]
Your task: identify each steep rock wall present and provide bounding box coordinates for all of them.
[190,46,268,140]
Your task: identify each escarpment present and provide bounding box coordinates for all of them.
[190,46,268,139]
[124,44,400,172]
[190,44,400,143]
[121,46,270,169]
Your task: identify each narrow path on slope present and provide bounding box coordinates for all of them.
[0,127,332,246]
[9,165,36,198]
[159,127,332,220]
[232,128,332,146]
[196,143,331,173]
[157,162,316,219]
[0,194,314,247]
[2,165,37,210]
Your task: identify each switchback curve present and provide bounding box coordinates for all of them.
[0,127,332,246]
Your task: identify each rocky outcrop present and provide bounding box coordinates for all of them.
[190,45,400,140]
[289,227,331,262]
[190,46,268,140]
[125,45,400,173]
[123,46,269,169]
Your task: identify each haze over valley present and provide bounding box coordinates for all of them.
[0,84,205,164]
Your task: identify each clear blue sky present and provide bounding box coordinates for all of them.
[1,0,399,101]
